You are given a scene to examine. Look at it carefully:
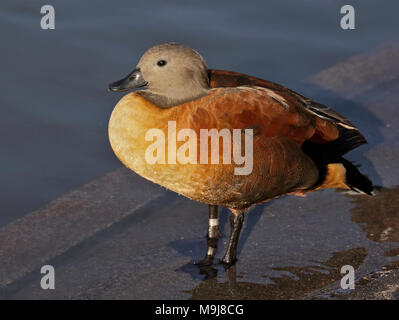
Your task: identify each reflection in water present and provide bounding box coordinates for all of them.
[182,248,366,299]
[180,186,399,299]
[349,186,399,243]
[348,186,399,258]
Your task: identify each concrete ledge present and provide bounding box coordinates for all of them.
[0,167,166,288]
[309,42,399,99]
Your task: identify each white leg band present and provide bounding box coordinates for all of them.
[209,218,219,227]
[207,247,216,256]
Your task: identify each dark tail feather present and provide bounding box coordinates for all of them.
[340,158,374,195]
[302,127,367,159]
[326,127,367,157]
[302,143,374,195]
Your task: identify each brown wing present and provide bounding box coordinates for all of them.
[186,86,317,145]
[208,69,366,155]
[175,87,320,206]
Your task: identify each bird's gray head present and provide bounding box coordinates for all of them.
[109,43,210,107]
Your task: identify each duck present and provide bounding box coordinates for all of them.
[108,43,373,267]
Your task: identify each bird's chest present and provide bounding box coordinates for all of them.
[108,98,212,198]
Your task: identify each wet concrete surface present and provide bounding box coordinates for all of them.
[1,184,399,299]
[1,1,399,300]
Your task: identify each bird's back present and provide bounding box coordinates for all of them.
[208,69,373,196]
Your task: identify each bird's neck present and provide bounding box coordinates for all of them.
[138,87,209,108]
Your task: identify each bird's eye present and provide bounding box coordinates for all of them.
[157,60,167,67]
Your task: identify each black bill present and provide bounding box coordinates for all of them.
[108,68,147,92]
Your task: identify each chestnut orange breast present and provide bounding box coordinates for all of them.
[108,85,320,209]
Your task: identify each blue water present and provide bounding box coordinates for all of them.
[1,0,398,227]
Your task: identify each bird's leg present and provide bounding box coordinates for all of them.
[196,205,222,266]
[221,210,245,268]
